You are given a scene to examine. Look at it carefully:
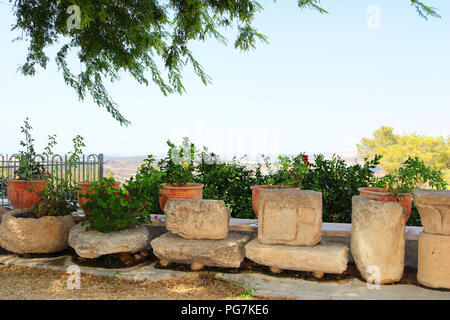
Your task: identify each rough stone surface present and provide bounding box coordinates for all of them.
[0,211,75,254]
[417,232,450,289]
[257,190,322,246]
[0,207,10,222]
[164,199,230,240]
[351,196,406,284]
[69,223,152,258]
[413,189,450,235]
[151,232,250,268]
[245,238,348,274]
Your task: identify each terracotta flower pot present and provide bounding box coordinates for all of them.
[159,183,204,211]
[358,187,412,221]
[7,179,46,209]
[250,185,301,217]
[77,181,121,215]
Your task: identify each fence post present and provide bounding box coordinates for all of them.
[98,154,104,180]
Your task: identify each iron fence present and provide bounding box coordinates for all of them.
[0,153,104,207]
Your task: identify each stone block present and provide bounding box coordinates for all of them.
[245,238,348,274]
[413,189,450,235]
[151,232,249,268]
[69,223,153,258]
[165,199,230,240]
[351,196,406,284]
[0,211,74,254]
[417,232,450,289]
[257,190,322,246]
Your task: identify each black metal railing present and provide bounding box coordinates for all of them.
[0,153,104,207]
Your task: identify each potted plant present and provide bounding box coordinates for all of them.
[0,135,84,254]
[359,156,448,221]
[77,180,121,215]
[69,171,159,259]
[158,138,204,211]
[251,154,310,216]
[7,118,56,209]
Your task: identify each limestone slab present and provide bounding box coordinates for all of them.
[164,199,230,240]
[151,232,249,268]
[69,223,152,258]
[417,232,450,289]
[413,189,450,235]
[351,196,406,284]
[257,190,322,246]
[0,211,74,254]
[245,238,348,274]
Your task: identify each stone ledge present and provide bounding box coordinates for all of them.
[245,238,349,274]
[151,232,250,269]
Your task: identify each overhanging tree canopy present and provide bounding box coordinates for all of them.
[9,0,440,125]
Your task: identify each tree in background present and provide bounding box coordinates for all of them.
[8,0,439,125]
[357,126,450,184]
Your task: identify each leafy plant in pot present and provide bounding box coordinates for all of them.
[7,118,56,209]
[78,180,121,215]
[69,159,162,262]
[359,156,448,221]
[0,135,83,254]
[251,154,310,216]
[81,176,152,233]
[158,138,204,211]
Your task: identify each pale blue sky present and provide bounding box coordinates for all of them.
[1,0,449,158]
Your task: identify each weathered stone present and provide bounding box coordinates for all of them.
[270,267,282,274]
[68,223,152,258]
[151,232,250,268]
[351,196,406,284]
[191,261,204,271]
[245,238,348,274]
[417,232,450,289]
[0,211,74,254]
[165,199,230,240]
[159,259,171,267]
[313,271,324,279]
[0,206,10,222]
[257,190,322,246]
[413,189,450,235]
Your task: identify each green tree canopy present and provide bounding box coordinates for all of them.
[357,126,450,183]
[9,0,440,125]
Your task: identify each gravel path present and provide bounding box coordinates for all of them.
[0,265,260,300]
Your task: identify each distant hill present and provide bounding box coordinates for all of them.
[103,151,364,182]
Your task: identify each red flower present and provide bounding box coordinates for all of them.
[124,194,131,200]
[114,191,119,195]
[289,169,295,174]
[302,155,310,166]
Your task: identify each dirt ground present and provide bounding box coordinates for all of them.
[0,264,266,300]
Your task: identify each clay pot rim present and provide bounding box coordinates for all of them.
[77,181,121,186]
[161,183,204,190]
[250,185,300,190]
[10,212,73,220]
[7,179,46,184]
[358,187,410,197]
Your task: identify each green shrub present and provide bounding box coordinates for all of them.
[82,177,151,233]
[34,135,85,217]
[194,149,268,219]
[267,154,310,187]
[302,154,381,223]
[132,155,165,215]
[375,156,448,195]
